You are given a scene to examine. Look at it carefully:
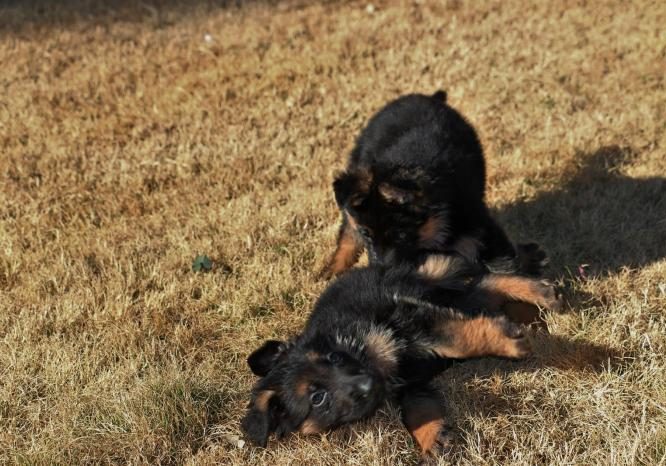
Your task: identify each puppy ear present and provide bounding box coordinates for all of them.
[241,389,280,447]
[431,90,447,102]
[333,170,358,207]
[333,169,371,209]
[247,340,288,376]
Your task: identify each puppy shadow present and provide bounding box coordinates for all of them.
[497,145,666,278]
[0,0,313,37]
[436,332,631,458]
[436,142,662,460]
[529,332,630,372]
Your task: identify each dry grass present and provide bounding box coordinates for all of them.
[1,0,665,464]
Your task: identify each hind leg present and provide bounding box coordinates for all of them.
[319,212,364,279]
[433,315,531,360]
[477,274,562,312]
[466,273,562,327]
[415,254,560,321]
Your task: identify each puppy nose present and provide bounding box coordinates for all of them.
[354,375,373,396]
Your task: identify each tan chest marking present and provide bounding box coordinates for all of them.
[417,254,457,279]
[364,327,400,376]
[411,417,445,454]
[324,211,363,276]
[479,274,560,310]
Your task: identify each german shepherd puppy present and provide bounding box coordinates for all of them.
[242,256,561,461]
[322,91,546,279]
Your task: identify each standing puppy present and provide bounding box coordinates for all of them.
[323,91,546,278]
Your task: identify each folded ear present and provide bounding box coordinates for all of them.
[241,389,280,447]
[333,169,371,209]
[247,340,288,376]
[333,171,358,208]
[431,89,447,103]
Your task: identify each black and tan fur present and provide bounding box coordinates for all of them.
[242,257,561,461]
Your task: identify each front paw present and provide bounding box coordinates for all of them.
[498,317,532,359]
[535,279,564,312]
[418,426,456,465]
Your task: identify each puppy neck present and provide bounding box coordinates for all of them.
[363,325,403,378]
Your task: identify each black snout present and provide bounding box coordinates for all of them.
[350,374,374,397]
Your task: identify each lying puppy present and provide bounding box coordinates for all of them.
[322,91,546,279]
[242,256,561,461]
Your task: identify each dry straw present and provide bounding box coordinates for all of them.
[1,0,665,464]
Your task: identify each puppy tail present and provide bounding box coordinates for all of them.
[431,90,447,103]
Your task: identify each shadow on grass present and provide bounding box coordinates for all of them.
[432,332,631,459]
[0,0,334,36]
[450,332,628,380]
[498,145,666,279]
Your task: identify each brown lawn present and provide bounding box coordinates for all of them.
[1,1,665,464]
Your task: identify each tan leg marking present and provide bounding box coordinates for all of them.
[478,275,562,311]
[412,418,446,454]
[402,391,454,458]
[320,212,364,278]
[434,316,530,359]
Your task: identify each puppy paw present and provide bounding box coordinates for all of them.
[506,335,532,360]
[516,242,549,277]
[418,427,456,465]
[497,317,532,359]
[535,279,564,312]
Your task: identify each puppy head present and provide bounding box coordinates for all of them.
[242,334,388,447]
[333,168,446,262]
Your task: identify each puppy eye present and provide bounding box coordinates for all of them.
[327,352,343,364]
[310,390,327,407]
